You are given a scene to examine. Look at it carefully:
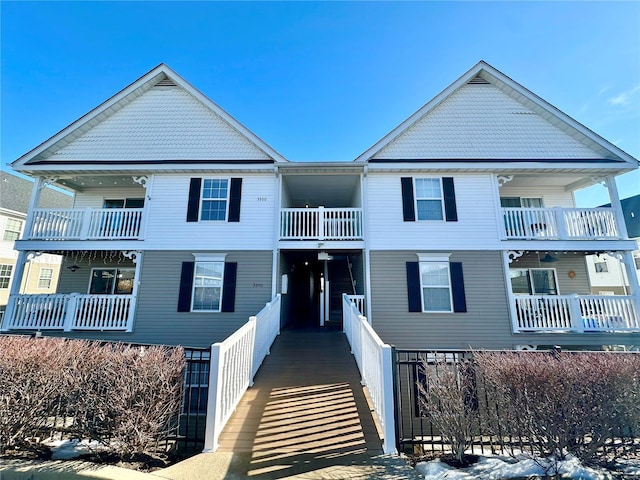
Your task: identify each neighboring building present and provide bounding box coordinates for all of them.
[586,195,640,295]
[0,171,72,317]
[2,61,639,350]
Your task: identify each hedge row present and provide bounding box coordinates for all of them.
[0,336,185,458]
[418,351,640,463]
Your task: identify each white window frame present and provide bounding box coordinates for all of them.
[594,259,608,273]
[199,178,230,222]
[0,264,12,289]
[414,178,445,221]
[191,253,227,313]
[88,267,135,295]
[417,253,453,313]
[3,218,23,242]
[37,268,54,289]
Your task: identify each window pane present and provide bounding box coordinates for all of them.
[423,287,452,311]
[509,269,532,294]
[192,262,224,311]
[417,200,443,220]
[201,200,227,221]
[89,269,116,294]
[531,269,557,295]
[415,178,441,198]
[3,218,22,241]
[115,269,135,294]
[421,262,450,286]
[201,179,229,221]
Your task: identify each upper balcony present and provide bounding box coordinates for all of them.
[280,207,363,240]
[501,207,620,241]
[28,207,144,241]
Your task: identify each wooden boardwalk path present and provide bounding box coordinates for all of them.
[216,328,384,476]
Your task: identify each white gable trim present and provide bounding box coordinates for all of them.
[354,61,638,167]
[12,64,287,169]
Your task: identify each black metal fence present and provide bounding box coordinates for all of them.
[394,349,639,458]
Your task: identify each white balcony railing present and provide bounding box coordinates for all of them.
[513,295,639,333]
[2,294,134,332]
[502,207,619,240]
[29,208,144,240]
[280,207,363,240]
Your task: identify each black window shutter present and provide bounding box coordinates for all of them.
[177,262,195,312]
[442,177,458,222]
[450,261,467,312]
[228,178,242,222]
[401,177,416,222]
[186,178,202,222]
[221,262,237,312]
[406,262,422,312]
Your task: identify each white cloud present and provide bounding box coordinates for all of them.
[608,85,640,106]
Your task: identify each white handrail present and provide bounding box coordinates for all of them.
[280,207,363,240]
[342,294,396,454]
[203,294,281,453]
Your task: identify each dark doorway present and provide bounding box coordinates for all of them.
[285,254,322,329]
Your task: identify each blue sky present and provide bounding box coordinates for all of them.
[2,1,638,206]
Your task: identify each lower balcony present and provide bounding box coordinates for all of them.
[513,294,639,333]
[2,293,134,332]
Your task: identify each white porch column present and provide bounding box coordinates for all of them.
[22,176,45,239]
[503,250,522,333]
[621,251,640,305]
[1,251,29,330]
[605,176,629,238]
[124,250,143,333]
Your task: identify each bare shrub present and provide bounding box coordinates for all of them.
[104,344,185,457]
[0,336,68,452]
[475,351,640,463]
[416,355,479,463]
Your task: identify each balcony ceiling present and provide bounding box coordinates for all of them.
[284,175,360,207]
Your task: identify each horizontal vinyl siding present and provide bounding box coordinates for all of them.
[509,252,591,295]
[366,173,501,250]
[73,187,147,209]
[144,174,276,250]
[370,251,511,349]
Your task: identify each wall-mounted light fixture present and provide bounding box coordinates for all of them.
[67,265,80,272]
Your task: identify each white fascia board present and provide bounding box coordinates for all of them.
[365,161,634,174]
[15,163,278,174]
[0,208,27,219]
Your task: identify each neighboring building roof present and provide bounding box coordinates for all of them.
[601,194,640,239]
[0,171,72,213]
[12,64,287,170]
[355,61,639,169]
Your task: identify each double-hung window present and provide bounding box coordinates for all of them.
[200,179,229,221]
[419,258,453,312]
[38,268,54,289]
[415,178,444,221]
[192,261,224,312]
[0,264,12,289]
[3,218,23,241]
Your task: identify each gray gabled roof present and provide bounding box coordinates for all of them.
[0,170,72,213]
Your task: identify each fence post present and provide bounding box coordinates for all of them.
[358,315,366,385]
[569,294,584,333]
[381,344,397,454]
[203,342,224,453]
[63,294,77,332]
[555,207,567,239]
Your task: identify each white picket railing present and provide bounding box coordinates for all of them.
[203,295,281,453]
[2,293,134,332]
[342,294,396,454]
[280,207,363,240]
[501,207,619,240]
[346,294,366,316]
[29,208,144,240]
[513,294,639,333]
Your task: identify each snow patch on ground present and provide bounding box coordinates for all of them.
[42,438,107,460]
[415,454,636,479]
